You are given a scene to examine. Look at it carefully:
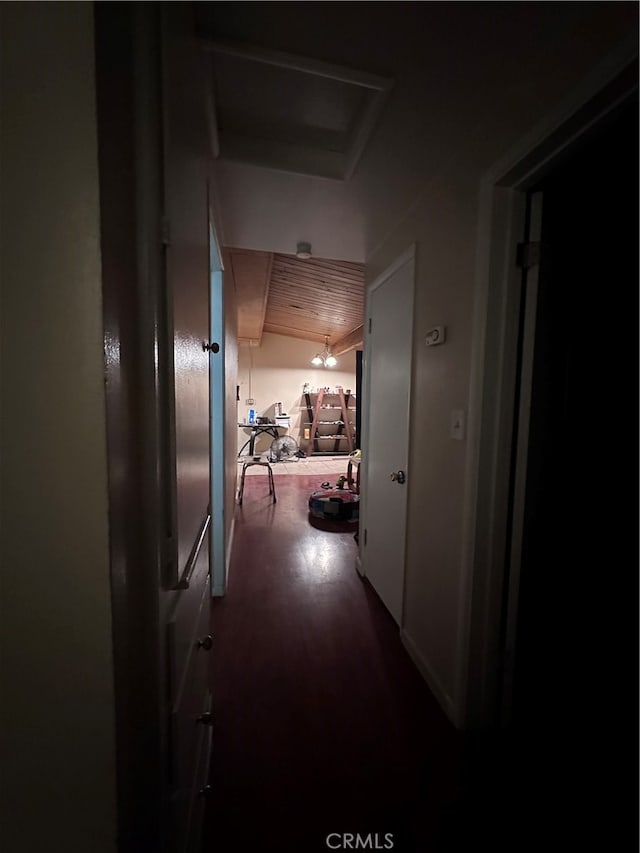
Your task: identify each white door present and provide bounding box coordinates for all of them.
[362,246,415,624]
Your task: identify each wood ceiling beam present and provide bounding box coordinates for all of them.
[333,324,364,355]
[228,248,273,343]
[262,323,330,344]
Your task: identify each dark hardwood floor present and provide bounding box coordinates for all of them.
[201,474,479,853]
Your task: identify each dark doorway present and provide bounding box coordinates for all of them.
[507,94,638,848]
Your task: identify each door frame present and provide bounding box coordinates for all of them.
[459,44,638,729]
[359,243,416,625]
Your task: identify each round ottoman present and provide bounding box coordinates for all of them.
[308,488,359,524]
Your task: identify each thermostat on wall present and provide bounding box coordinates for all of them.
[425,326,446,346]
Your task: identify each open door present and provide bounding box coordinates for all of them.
[209,214,227,596]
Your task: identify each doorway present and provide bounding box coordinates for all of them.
[502,94,638,847]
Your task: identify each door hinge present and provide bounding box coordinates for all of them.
[368,318,372,333]
[164,535,177,569]
[364,528,368,546]
[516,241,541,269]
[161,216,171,247]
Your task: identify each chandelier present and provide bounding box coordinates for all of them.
[311,336,338,368]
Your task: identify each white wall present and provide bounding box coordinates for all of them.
[357,6,637,723]
[0,5,117,850]
[237,332,357,456]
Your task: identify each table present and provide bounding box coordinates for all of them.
[237,422,285,457]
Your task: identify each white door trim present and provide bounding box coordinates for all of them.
[457,44,638,729]
[498,191,543,725]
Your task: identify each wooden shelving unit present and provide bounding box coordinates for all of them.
[302,389,356,455]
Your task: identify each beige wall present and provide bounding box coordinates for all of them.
[238,333,357,456]
[0,4,117,851]
[358,5,637,722]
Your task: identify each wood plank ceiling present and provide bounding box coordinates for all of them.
[224,247,364,353]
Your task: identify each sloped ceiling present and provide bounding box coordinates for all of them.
[223,247,364,353]
[220,247,272,342]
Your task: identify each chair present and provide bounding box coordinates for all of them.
[346,451,361,494]
[236,460,277,505]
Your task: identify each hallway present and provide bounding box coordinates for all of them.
[2,4,637,851]
[202,475,464,853]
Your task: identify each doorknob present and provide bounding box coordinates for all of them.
[203,341,220,353]
[196,711,214,726]
[389,470,406,484]
[197,634,212,651]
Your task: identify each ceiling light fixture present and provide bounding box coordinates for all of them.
[311,335,338,368]
[296,241,312,260]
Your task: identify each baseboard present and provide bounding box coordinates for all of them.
[225,516,235,585]
[212,517,235,597]
[355,553,364,577]
[400,628,461,728]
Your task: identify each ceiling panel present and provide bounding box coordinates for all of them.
[204,40,393,181]
[213,52,366,151]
